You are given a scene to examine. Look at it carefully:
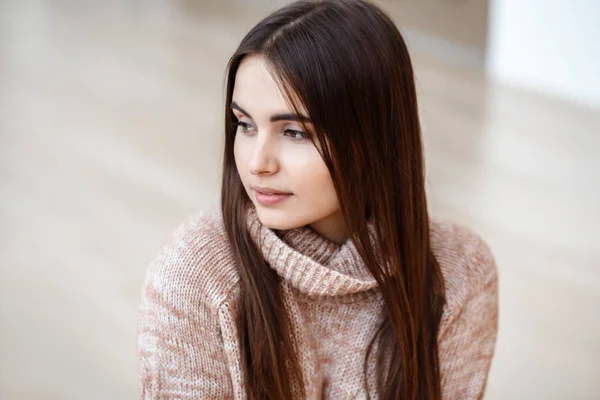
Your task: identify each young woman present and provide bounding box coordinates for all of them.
[138,0,499,399]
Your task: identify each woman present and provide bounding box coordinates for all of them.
[137,0,499,399]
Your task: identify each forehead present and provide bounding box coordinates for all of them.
[232,55,307,116]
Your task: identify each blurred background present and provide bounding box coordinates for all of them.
[1,0,598,398]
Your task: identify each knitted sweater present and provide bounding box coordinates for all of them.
[137,204,499,399]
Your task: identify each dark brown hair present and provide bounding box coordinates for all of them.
[220,0,446,398]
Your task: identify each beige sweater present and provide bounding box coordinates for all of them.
[138,204,499,399]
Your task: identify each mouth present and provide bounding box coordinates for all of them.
[251,185,293,195]
[253,189,293,205]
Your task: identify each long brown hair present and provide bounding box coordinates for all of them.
[220,0,446,398]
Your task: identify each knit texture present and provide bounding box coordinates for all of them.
[138,204,499,399]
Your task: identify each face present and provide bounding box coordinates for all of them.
[232,55,347,244]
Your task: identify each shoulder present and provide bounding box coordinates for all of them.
[429,216,498,314]
[142,206,241,315]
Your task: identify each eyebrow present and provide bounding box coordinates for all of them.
[230,101,311,123]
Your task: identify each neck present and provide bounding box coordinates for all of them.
[309,209,348,245]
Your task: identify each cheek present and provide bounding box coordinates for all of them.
[287,149,337,202]
[233,137,248,176]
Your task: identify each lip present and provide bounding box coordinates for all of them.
[251,186,293,206]
[251,185,292,195]
[254,191,292,205]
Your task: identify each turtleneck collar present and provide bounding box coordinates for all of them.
[245,204,379,297]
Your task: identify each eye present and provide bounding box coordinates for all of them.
[232,121,255,134]
[284,129,308,142]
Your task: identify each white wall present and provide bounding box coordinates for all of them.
[487,0,600,109]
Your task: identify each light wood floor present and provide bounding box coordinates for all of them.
[1,1,598,399]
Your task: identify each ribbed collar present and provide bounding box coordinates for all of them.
[245,204,379,297]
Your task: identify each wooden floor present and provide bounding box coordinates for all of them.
[1,1,598,399]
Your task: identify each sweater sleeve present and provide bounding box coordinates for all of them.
[137,243,235,399]
[438,236,499,400]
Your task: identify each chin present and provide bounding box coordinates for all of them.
[255,207,304,230]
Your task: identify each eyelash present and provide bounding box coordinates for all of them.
[231,121,309,142]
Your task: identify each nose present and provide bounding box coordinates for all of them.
[248,133,279,175]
